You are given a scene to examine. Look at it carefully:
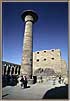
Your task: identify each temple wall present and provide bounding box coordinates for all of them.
[2,49,67,77]
[33,49,67,77]
[2,61,21,76]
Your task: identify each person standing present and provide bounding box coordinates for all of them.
[40,76,43,83]
[58,75,61,84]
[24,76,28,88]
[20,76,24,88]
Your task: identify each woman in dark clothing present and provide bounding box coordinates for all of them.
[24,76,28,88]
[20,76,24,88]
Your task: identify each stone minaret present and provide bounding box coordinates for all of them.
[21,10,38,79]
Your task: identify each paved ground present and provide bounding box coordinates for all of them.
[2,79,65,100]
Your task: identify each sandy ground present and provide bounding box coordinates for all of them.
[2,79,65,100]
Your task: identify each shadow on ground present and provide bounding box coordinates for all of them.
[21,86,30,89]
[2,75,18,87]
[2,94,9,97]
[43,84,68,99]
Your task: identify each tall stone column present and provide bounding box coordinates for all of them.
[21,10,38,79]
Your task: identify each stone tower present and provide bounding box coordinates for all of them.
[21,10,38,79]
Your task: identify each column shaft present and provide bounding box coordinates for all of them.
[21,11,38,79]
[21,21,33,77]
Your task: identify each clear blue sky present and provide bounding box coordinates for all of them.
[2,2,68,65]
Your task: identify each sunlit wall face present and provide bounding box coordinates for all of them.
[2,2,68,65]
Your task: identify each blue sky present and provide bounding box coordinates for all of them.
[2,2,68,65]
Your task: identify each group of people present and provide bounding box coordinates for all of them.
[39,76,43,83]
[18,75,28,88]
[58,75,63,84]
[53,75,67,85]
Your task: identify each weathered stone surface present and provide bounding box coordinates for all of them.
[21,11,67,78]
[33,49,67,77]
[21,11,38,78]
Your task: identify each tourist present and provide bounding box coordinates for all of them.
[24,76,28,88]
[20,76,24,88]
[58,75,62,84]
[40,76,43,83]
[17,76,22,87]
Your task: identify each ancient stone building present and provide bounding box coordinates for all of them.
[33,49,67,77]
[2,61,21,76]
[2,61,21,87]
[2,49,67,77]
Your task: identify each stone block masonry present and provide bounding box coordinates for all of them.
[21,10,38,79]
[33,49,67,77]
